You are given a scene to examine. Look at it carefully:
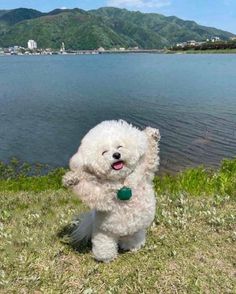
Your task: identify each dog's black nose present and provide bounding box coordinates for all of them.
[113,152,121,159]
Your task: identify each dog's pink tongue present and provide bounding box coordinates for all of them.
[112,161,124,170]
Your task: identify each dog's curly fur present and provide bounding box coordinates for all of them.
[63,120,160,262]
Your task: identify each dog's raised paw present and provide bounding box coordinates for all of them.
[62,171,80,187]
[144,127,160,141]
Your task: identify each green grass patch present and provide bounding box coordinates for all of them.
[0,158,65,192]
[0,168,65,192]
[0,190,235,293]
[154,158,236,198]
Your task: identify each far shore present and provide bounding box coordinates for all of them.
[2,48,236,56]
[168,48,236,54]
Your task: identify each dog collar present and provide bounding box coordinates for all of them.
[117,186,132,201]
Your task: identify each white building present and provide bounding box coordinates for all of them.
[187,40,197,46]
[211,37,220,42]
[176,42,187,48]
[97,47,105,52]
[28,40,37,50]
[60,42,65,53]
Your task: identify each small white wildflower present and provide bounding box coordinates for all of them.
[83,288,93,294]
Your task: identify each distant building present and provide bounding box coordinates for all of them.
[28,40,37,50]
[13,46,20,53]
[97,47,105,52]
[175,40,207,48]
[60,42,65,53]
[211,37,220,42]
[187,40,197,46]
[230,36,236,41]
[176,42,187,48]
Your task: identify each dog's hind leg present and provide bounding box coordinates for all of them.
[119,229,146,252]
[92,230,118,263]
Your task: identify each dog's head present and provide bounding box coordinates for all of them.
[70,120,148,180]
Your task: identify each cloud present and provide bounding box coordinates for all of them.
[106,0,171,9]
[60,6,67,10]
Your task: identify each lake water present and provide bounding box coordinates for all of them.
[0,54,236,173]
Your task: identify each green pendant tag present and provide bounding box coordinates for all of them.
[117,187,132,201]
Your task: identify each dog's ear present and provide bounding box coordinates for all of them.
[69,148,84,171]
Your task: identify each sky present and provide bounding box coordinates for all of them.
[0,0,235,33]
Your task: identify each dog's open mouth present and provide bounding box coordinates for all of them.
[112,161,124,170]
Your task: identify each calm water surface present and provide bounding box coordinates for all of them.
[0,54,236,173]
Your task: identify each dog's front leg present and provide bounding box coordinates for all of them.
[72,180,119,211]
[119,229,146,252]
[92,229,118,263]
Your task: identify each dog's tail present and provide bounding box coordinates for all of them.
[71,210,95,244]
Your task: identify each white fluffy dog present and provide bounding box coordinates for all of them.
[63,120,160,262]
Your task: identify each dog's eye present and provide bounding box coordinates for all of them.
[102,151,108,155]
[117,146,123,149]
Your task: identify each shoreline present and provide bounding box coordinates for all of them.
[168,48,236,54]
[0,49,165,56]
[2,48,236,56]
[0,157,235,195]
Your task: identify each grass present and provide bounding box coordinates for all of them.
[0,158,65,192]
[1,157,236,197]
[154,158,236,198]
[0,158,236,293]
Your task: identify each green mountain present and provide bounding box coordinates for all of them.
[0,8,44,25]
[0,7,234,49]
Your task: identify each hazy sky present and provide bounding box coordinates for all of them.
[0,0,235,33]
